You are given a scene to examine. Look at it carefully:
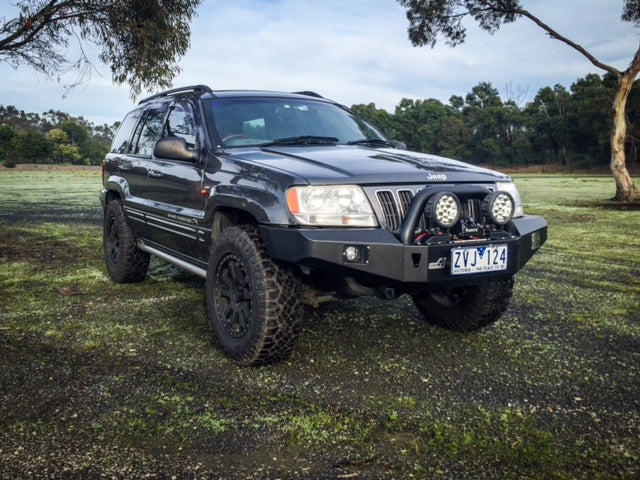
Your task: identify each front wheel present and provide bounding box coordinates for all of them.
[411,278,514,331]
[206,226,303,365]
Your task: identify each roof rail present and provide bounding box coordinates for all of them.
[138,84,213,104]
[293,90,324,98]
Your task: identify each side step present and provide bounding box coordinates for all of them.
[137,240,207,278]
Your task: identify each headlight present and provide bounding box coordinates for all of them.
[286,185,377,226]
[496,181,524,218]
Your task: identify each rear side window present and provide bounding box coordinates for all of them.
[110,109,142,154]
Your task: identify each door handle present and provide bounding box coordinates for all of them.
[148,170,163,178]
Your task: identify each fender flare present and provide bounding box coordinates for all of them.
[204,185,292,225]
[101,175,131,207]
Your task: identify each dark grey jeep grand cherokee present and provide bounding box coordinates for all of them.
[101,85,546,365]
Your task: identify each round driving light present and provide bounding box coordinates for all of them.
[425,192,461,229]
[482,191,514,225]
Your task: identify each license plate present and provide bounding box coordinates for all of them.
[451,245,508,275]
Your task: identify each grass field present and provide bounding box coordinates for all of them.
[1,169,639,479]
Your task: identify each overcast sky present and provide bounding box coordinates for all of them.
[0,0,637,126]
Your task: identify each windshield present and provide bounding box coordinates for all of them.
[204,97,388,148]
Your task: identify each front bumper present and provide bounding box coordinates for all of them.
[259,215,547,286]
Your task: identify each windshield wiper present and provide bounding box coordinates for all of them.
[346,138,396,148]
[261,136,339,147]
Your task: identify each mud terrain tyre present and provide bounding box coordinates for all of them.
[103,200,150,283]
[412,278,514,331]
[206,225,303,366]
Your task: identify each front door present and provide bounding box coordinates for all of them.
[144,101,208,262]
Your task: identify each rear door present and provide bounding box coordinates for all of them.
[120,101,170,239]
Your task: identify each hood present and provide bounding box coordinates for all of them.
[223,145,511,185]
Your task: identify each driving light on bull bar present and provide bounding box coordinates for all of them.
[482,191,515,225]
[496,181,524,217]
[425,192,461,229]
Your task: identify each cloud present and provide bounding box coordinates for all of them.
[0,0,636,125]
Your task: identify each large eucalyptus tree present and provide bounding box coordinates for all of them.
[398,0,640,202]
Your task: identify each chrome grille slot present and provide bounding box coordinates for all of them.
[464,199,475,220]
[463,199,483,222]
[376,190,400,230]
[397,190,414,218]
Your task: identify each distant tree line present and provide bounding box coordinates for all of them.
[2,71,638,171]
[0,106,115,167]
[353,72,640,171]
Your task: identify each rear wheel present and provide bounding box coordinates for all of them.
[103,199,149,283]
[411,278,514,331]
[206,225,303,365]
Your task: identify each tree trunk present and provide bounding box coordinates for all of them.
[610,69,640,202]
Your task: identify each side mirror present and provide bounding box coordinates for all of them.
[391,140,407,150]
[154,137,198,162]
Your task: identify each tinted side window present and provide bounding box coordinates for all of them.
[163,103,197,148]
[110,109,142,153]
[132,106,168,156]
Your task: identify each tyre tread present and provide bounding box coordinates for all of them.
[206,225,303,365]
[412,278,514,331]
[103,200,150,283]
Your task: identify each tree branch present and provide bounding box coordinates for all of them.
[624,44,640,78]
[0,1,107,50]
[510,6,622,78]
[1,0,201,95]
[0,0,62,50]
